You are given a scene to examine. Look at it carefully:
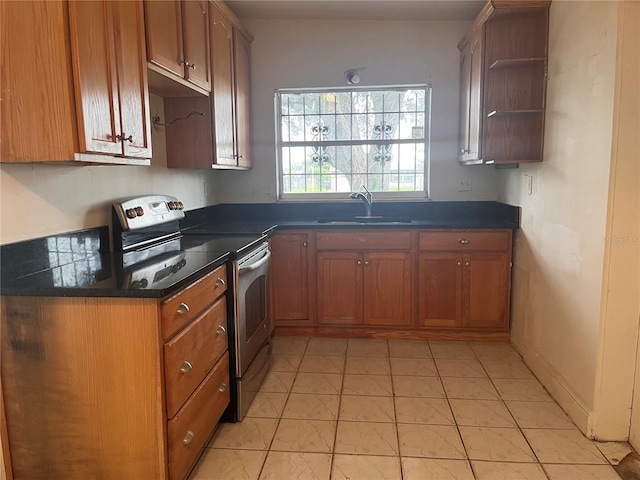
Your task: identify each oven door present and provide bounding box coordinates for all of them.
[234,243,271,377]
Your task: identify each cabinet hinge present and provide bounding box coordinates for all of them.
[544,65,548,79]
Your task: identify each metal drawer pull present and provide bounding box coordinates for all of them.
[182,430,195,445]
[465,261,470,266]
[180,361,193,374]
[218,383,228,393]
[458,238,470,244]
[457,261,462,266]
[217,324,227,335]
[303,242,307,247]
[215,277,226,287]
[357,260,362,265]
[176,303,190,315]
[364,261,369,266]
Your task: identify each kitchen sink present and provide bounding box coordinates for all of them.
[317,217,413,225]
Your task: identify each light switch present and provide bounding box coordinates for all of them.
[526,174,534,195]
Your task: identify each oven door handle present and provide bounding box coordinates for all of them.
[238,249,271,274]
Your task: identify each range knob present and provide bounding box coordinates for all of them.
[135,206,144,216]
[177,202,184,210]
[125,208,137,219]
[168,202,176,210]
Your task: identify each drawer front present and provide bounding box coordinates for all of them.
[419,230,511,252]
[164,296,228,418]
[316,231,412,250]
[168,352,230,480]
[162,264,227,339]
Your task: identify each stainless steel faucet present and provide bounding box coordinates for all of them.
[349,185,373,217]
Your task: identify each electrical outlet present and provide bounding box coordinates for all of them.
[457,178,472,192]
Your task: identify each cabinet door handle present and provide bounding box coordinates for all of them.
[218,383,228,392]
[457,261,462,266]
[364,261,369,266]
[461,149,470,154]
[180,360,193,374]
[465,261,470,266]
[458,238,470,244]
[116,133,133,142]
[216,277,226,287]
[357,260,362,266]
[188,63,196,69]
[302,242,307,247]
[176,303,190,315]
[182,430,195,445]
[217,324,227,335]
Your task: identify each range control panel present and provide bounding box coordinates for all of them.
[113,195,185,231]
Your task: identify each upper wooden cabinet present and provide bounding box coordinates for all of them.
[145,0,211,94]
[164,2,253,170]
[0,0,152,164]
[458,1,550,164]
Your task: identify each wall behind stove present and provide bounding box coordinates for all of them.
[0,94,218,245]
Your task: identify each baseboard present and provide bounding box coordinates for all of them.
[513,340,593,437]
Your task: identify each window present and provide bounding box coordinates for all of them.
[276,85,431,199]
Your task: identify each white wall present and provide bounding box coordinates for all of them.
[213,18,499,203]
[498,1,619,435]
[0,95,217,245]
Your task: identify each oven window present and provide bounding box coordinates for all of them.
[245,274,266,340]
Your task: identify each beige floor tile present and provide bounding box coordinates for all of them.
[523,429,607,464]
[397,424,466,459]
[441,377,500,400]
[343,374,393,396]
[305,337,348,356]
[335,421,399,456]
[429,341,475,360]
[192,448,267,480]
[471,461,547,480]
[470,342,521,361]
[271,419,336,453]
[299,355,345,374]
[271,354,302,372]
[388,339,432,358]
[393,375,445,398]
[435,359,487,378]
[210,418,279,450]
[395,397,454,425]
[390,357,437,376]
[245,392,288,418]
[340,395,395,423]
[272,336,309,355]
[282,393,340,420]
[259,371,296,393]
[506,401,576,429]
[259,452,331,480]
[543,464,621,480]
[401,458,474,480]
[595,441,633,465]
[481,359,534,379]
[449,399,516,427]
[331,454,401,480]
[347,338,389,357]
[292,372,343,395]
[492,378,552,402]
[346,356,391,375]
[459,426,536,462]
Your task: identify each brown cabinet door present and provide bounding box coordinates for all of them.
[68,0,122,156]
[271,234,310,325]
[182,0,210,90]
[317,252,362,325]
[114,0,152,159]
[233,29,252,168]
[363,252,412,327]
[210,4,237,166]
[144,0,184,78]
[418,253,463,328]
[463,252,510,329]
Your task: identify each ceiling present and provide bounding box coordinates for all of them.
[225,1,486,21]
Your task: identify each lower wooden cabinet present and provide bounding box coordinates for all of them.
[0,265,230,480]
[271,228,512,339]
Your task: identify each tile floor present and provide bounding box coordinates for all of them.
[191,338,630,480]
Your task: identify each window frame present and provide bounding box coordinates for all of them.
[274,84,432,201]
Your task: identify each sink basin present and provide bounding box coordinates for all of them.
[317,217,413,225]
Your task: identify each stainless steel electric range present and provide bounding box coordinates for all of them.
[112,195,272,422]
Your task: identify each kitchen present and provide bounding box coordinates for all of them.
[0,0,638,479]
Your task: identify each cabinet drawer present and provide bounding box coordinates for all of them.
[419,230,511,252]
[168,352,230,480]
[161,264,227,339]
[164,296,228,418]
[316,231,411,250]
